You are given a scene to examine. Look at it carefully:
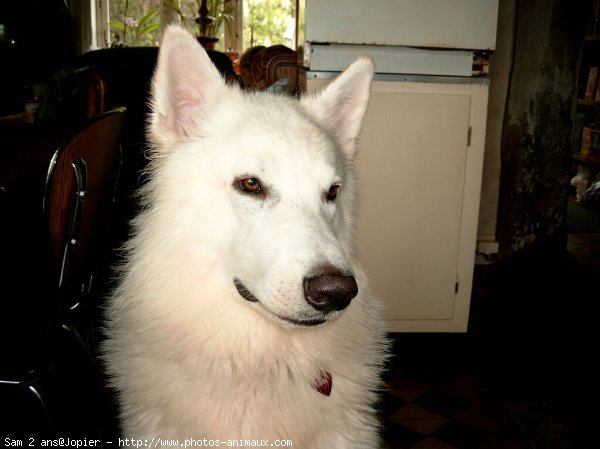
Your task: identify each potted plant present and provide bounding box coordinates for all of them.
[110,7,160,47]
[169,0,235,49]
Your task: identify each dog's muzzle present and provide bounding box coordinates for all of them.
[234,266,357,326]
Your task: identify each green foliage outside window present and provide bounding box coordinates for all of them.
[110,7,160,47]
[108,0,295,51]
[244,0,294,48]
[109,0,161,47]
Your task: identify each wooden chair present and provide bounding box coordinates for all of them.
[83,70,107,119]
[265,49,299,95]
[44,107,126,345]
[239,45,266,90]
[0,107,126,436]
[39,67,109,127]
[242,45,298,94]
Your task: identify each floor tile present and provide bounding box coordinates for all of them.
[431,419,489,449]
[382,421,426,449]
[389,403,447,434]
[411,437,460,449]
[387,374,432,401]
[454,401,508,433]
[413,388,471,417]
[440,374,489,400]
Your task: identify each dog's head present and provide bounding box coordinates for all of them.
[147,26,373,328]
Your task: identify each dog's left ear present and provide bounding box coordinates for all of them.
[148,25,227,150]
[303,57,374,160]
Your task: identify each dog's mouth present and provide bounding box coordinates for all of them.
[233,278,326,327]
[279,315,326,326]
[233,278,259,302]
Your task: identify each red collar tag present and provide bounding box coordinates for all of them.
[313,371,332,396]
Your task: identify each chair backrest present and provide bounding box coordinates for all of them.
[265,51,299,95]
[241,45,298,93]
[43,107,126,312]
[239,45,266,90]
[83,70,107,119]
[39,67,109,127]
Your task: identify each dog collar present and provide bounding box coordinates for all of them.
[313,371,332,396]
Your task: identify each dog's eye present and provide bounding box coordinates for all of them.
[325,184,340,202]
[236,177,263,195]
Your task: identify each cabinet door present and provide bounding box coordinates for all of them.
[305,78,488,331]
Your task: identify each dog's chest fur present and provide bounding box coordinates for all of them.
[102,24,388,449]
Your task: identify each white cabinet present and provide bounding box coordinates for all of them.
[304,75,489,331]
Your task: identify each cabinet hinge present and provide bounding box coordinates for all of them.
[467,126,472,146]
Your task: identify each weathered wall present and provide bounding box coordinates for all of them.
[497,0,586,257]
[478,0,515,245]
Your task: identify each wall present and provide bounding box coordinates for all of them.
[478,0,515,246]
[496,0,586,257]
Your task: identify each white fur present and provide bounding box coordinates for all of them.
[103,25,388,448]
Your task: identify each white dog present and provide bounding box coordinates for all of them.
[103,25,388,448]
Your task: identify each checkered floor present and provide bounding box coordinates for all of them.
[380,356,531,449]
[376,231,600,449]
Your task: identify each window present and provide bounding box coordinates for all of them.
[102,0,296,53]
[109,0,162,47]
[243,0,295,49]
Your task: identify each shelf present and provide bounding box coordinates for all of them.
[578,99,600,107]
[573,154,600,167]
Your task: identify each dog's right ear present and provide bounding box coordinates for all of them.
[301,57,373,162]
[148,25,227,150]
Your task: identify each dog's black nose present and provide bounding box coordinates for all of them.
[303,266,358,314]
